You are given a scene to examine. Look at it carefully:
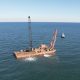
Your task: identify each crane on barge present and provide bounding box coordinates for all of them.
[28,16,32,51]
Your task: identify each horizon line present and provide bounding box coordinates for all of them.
[0,21,80,23]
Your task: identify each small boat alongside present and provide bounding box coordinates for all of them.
[14,16,57,59]
[61,33,65,38]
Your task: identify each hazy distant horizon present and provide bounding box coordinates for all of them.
[0,18,80,23]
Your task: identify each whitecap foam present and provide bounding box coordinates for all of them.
[24,57,37,62]
[44,54,51,57]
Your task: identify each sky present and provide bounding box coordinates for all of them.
[0,0,80,22]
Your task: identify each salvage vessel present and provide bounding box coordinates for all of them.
[14,16,57,59]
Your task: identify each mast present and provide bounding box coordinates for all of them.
[50,29,57,48]
[28,16,32,51]
[53,29,57,47]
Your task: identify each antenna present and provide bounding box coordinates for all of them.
[28,16,32,51]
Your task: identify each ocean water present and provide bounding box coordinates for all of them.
[0,22,80,80]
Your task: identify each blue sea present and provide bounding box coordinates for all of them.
[0,22,80,80]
